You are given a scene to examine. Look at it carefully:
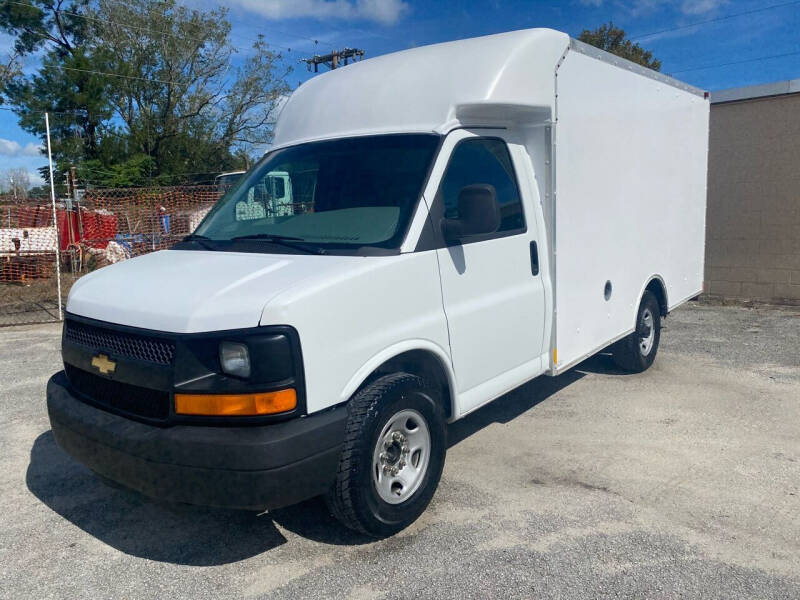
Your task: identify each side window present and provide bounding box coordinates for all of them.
[273,176,286,199]
[439,138,525,233]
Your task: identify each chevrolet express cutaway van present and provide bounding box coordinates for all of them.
[47,29,709,537]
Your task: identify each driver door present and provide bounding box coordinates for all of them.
[428,129,547,415]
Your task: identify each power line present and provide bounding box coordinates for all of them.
[1,27,290,89]
[3,0,302,53]
[324,22,394,42]
[60,65,176,85]
[631,0,800,40]
[0,104,91,115]
[3,0,298,52]
[1,34,220,85]
[218,16,321,46]
[671,49,800,74]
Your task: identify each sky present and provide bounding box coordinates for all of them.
[1,0,799,187]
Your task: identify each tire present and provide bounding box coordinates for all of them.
[92,471,131,493]
[325,372,447,537]
[612,290,662,373]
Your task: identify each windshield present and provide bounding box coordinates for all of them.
[194,134,440,252]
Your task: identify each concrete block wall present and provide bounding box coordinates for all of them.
[705,93,800,303]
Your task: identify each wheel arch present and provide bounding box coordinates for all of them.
[339,341,457,420]
[638,275,669,320]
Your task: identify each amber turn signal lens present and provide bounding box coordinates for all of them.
[175,389,297,416]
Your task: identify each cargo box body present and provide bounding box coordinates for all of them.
[548,40,709,372]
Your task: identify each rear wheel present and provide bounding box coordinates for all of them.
[612,290,662,372]
[325,372,446,537]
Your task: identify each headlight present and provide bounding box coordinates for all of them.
[219,341,251,378]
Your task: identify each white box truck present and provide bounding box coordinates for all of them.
[46,29,709,537]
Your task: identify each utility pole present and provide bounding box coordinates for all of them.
[301,48,365,72]
[66,166,77,201]
[45,112,63,321]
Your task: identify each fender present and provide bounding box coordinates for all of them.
[338,339,458,417]
[635,274,669,328]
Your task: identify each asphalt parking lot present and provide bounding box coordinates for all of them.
[1,302,799,599]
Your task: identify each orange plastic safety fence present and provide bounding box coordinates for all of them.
[0,186,220,326]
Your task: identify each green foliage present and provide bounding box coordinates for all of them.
[578,22,662,72]
[1,0,290,187]
[77,154,155,187]
[0,0,91,55]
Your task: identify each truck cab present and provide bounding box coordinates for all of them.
[234,171,294,220]
[46,29,708,537]
[214,171,245,194]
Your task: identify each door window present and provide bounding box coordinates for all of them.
[439,138,525,234]
[272,176,286,200]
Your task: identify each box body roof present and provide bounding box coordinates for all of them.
[272,28,571,148]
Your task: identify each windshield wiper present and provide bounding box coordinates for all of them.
[182,234,218,250]
[229,234,327,255]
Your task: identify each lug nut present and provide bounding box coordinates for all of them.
[392,431,402,442]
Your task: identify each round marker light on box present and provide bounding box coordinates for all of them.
[219,341,251,378]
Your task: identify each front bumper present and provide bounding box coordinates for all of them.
[46,371,347,510]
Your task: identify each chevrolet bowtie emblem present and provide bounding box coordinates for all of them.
[91,354,116,375]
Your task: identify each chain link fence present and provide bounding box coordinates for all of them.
[0,186,220,326]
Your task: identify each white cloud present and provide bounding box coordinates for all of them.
[576,0,665,16]
[0,32,14,53]
[680,0,727,15]
[0,138,43,157]
[225,0,409,25]
[627,0,670,17]
[28,170,45,187]
[580,0,727,16]
[0,139,17,156]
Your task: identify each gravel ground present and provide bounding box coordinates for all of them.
[1,301,798,599]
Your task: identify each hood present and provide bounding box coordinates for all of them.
[66,249,362,333]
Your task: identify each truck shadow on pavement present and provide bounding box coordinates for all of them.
[448,352,627,447]
[25,356,615,566]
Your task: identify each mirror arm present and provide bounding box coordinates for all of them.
[441,218,462,242]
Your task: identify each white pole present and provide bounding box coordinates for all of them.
[45,112,63,321]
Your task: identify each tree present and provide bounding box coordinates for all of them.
[1,168,31,198]
[1,0,290,187]
[0,51,22,90]
[578,22,661,72]
[1,0,115,181]
[92,0,290,184]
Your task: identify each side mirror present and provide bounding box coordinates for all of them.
[441,184,500,242]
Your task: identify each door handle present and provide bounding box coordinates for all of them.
[530,241,539,276]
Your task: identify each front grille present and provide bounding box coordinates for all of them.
[65,364,170,422]
[64,319,175,365]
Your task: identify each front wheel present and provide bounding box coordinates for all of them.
[612,290,662,372]
[325,372,446,537]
